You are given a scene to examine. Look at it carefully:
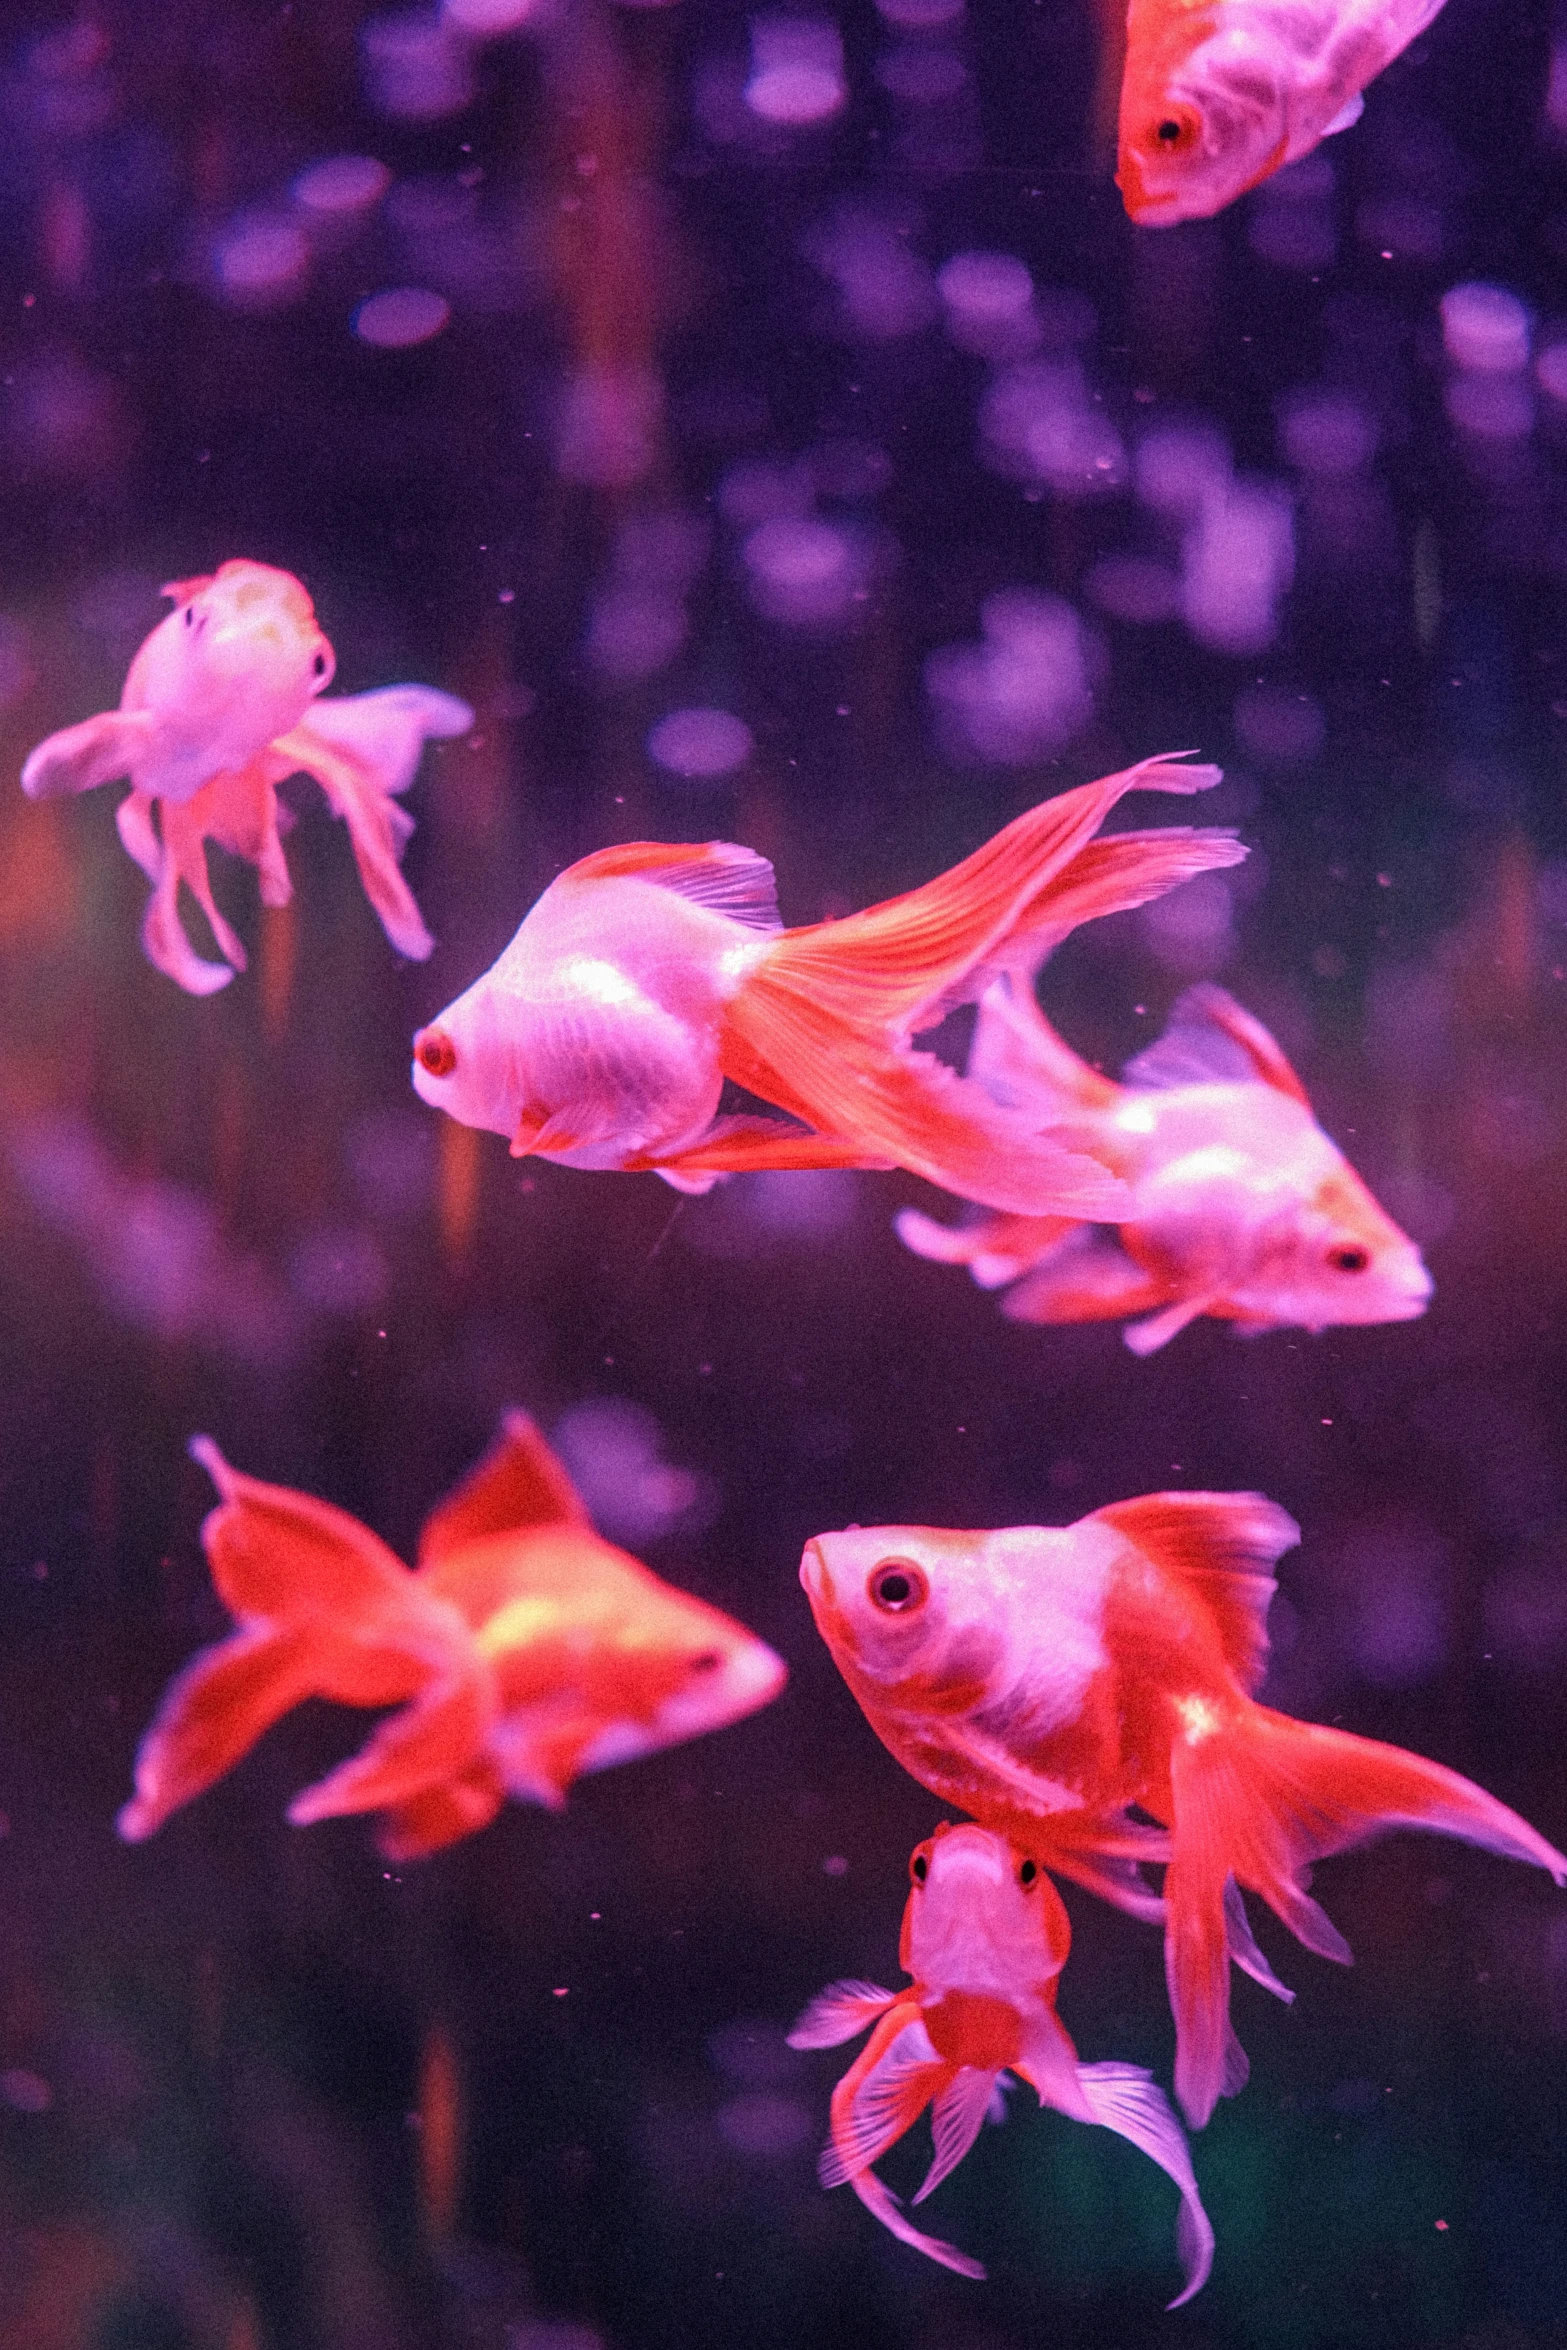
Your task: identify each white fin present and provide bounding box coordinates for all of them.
[787,1981,896,2050]
[1123,984,1309,1104]
[820,2017,943,2186]
[1123,1293,1221,1355]
[21,710,155,800]
[914,2067,999,2203]
[1321,92,1364,135]
[1075,2062,1215,2308]
[1224,1877,1295,2002]
[570,840,783,932]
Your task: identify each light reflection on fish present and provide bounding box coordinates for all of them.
[21,559,471,995]
[410,755,1245,1216]
[800,1500,1566,2127]
[789,1821,1213,2304]
[897,981,1432,1352]
[119,1412,785,1859]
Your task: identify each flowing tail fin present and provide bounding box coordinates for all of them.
[1165,1703,1567,2126]
[722,757,1224,1217]
[1074,2063,1214,2307]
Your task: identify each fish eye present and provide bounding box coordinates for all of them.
[1017,1858,1038,1889]
[1327,1243,1370,1273]
[869,1559,928,1614]
[312,652,328,677]
[415,1026,458,1079]
[910,1850,929,1884]
[1152,106,1199,151]
[183,604,194,627]
[689,1649,722,1675]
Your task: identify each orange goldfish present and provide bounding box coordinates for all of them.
[1117,0,1448,225]
[410,754,1245,1216]
[800,1498,1566,2127]
[897,980,1432,1352]
[789,1822,1213,2304]
[22,560,471,995]
[119,1412,785,1860]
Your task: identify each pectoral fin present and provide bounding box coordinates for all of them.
[21,710,155,800]
[1001,1228,1168,1326]
[287,1642,495,1824]
[634,1115,892,1182]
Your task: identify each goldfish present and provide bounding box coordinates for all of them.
[410,754,1246,1216]
[896,980,1432,1353]
[21,560,471,995]
[789,1822,1213,2305]
[119,1411,785,1860]
[1116,0,1448,225]
[800,1497,1566,2127]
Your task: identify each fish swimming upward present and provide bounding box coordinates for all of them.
[1116,0,1448,224]
[789,1822,1213,2305]
[410,754,1246,1217]
[21,559,471,995]
[800,1500,1567,2128]
[896,980,1432,1353]
[119,1413,785,1860]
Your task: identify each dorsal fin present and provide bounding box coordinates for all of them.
[416,1411,593,1568]
[565,840,782,932]
[1123,985,1311,1107]
[1086,1492,1299,1692]
[161,573,215,607]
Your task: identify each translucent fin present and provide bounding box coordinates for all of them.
[1124,984,1311,1106]
[416,1410,592,1568]
[1123,1293,1223,1355]
[565,839,783,932]
[914,2067,999,2202]
[117,1623,318,1841]
[287,1649,494,1825]
[787,1982,897,2051]
[1002,1227,1167,1326]
[968,978,1120,1115]
[1321,91,1363,134]
[1074,2062,1214,2307]
[1086,1492,1300,1693]
[377,1762,507,1860]
[1223,1876,1294,2002]
[275,701,444,961]
[988,827,1246,987]
[21,710,156,801]
[822,2012,944,2186]
[633,1115,893,1182]
[842,2154,988,2281]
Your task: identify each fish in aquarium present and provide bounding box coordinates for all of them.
[118,1412,785,1860]
[789,1821,1213,2305]
[21,558,471,995]
[1115,0,1449,224]
[800,1494,1566,2126]
[895,980,1433,1352]
[410,753,1245,1214]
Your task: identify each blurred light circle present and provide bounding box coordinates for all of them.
[745,62,845,120]
[1535,342,1567,403]
[215,214,310,306]
[361,10,475,117]
[1279,389,1378,477]
[1440,281,1531,375]
[353,286,452,347]
[1444,374,1533,441]
[293,155,392,216]
[1135,422,1231,515]
[443,0,542,25]
[647,707,754,778]
[938,249,1032,324]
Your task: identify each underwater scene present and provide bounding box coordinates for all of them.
[1,0,1566,2343]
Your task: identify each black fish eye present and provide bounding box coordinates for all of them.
[869,1559,928,1614]
[1327,1243,1370,1273]
[183,604,194,627]
[689,1650,722,1674]
[1158,119,1183,142]
[312,651,327,676]
[911,1851,929,1884]
[1018,1858,1038,1889]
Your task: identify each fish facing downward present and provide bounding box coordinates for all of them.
[800,1501,1567,2127]
[21,560,471,995]
[897,980,1432,1353]
[410,753,1246,1218]
[788,1822,1213,2305]
[118,1412,785,1861]
[1117,0,1449,226]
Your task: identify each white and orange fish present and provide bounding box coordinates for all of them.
[897,980,1432,1352]
[119,1412,785,1860]
[1116,0,1448,225]
[21,559,471,995]
[800,1499,1566,2127]
[410,754,1245,1216]
[789,1821,1213,2305]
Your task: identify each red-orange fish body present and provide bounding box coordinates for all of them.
[801,1501,1566,2127]
[119,1413,784,1862]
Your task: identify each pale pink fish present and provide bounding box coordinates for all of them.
[410,754,1246,1215]
[21,559,471,994]
[897,980,1432,1352]
[788,1822,1213,2305]
[1116,0,1449,225]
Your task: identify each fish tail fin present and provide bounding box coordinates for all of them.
[278,687,472,961]
[117,1623,320,1841]
[1165,1705,1567,2126]
[1074,2063,1214,2307]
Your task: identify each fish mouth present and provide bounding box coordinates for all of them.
[799,1538,830,1603]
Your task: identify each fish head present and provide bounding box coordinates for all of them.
[799,1526,1007,1713]
[900,1821,1065,1995]
[565,1585,789,1778]
[130,561,335,775]
[1117,22,1294,227]
[412,965,526,1140]
[1234,1161,1434,1333]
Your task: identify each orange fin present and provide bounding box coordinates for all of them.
[823,2007,946,2185]
[287,1647,494,1826]
[991,827,1247,984]
[417,1411,592,1568]
[117,1623,319,1842]
[1001,1228,1168,1324]
[969,979,1121,1116]
[1165,1703,1567,2126]
[633,1115,894,1182]
[188,1435,413,1622]
[376,1761,507,1860]
[895,1204,1075,1287]
[1125,983,1312,1107]
[1087,1492,1300,1692]
[565,839,783,932]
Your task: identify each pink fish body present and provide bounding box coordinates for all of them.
[22,559,471,994]
[411,755,1246,1216]
[801,1501,1566,2127]
[789,1822,1213,2303]
[119,1412,785,1861]
[897,980,1432,1351]
[1117,0,1449,225]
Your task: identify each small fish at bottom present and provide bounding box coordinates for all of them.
[789,1822,1212,2304]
